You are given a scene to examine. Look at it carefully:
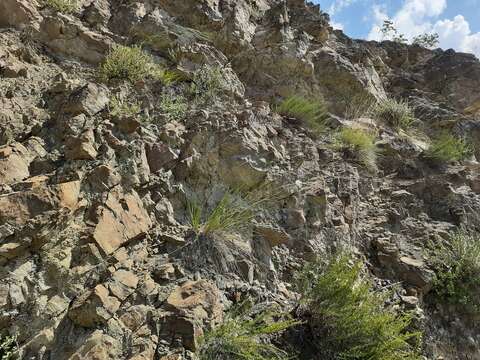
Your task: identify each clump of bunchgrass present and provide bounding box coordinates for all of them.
[296,252,422,360]
[344,93,377,120]
[429,230,480,314]
[425,132,472,163]
[372,98,416,130]
[99,45,161,83]
[338,127,378,171]
[43,0,78,13]
[109,94,141,118]
[188,185,283,236]
[197,302,298,360]
[276,96,329,135]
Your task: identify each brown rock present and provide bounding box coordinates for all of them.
[160,280,223,350]
[255,225,291,247]
[108,269,139,300]
[145,143,179,173]
[68,284,121,328]
[69,330,122,360]
[0,0,41,29]
[0,143,30,185]
[64,83,109,116]
[88,165,121,192]
[64,130,98,160]
[93,188,152,255]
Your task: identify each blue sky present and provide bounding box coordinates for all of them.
[312,0,480,57]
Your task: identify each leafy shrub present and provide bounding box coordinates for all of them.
[429,231,480,313]
[188,185,282,236]
[109,95,141,118]
[296,253,421,360]
[99,45,160,83]
[372,98,415,130]
[338,127,378,171]
[0,334,17,360]
[189,65,229,104]
[197,303,297,360]
[277,96,329,135]
[159,93,188,121]
[43,0,78,13]
[412,33,440,48]
[425,133,472,162]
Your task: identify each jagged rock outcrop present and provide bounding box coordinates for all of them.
[1,0,480,359]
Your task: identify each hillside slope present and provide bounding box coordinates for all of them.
[1,0,480,359]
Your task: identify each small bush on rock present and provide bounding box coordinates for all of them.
[338,127,378,171]
[189,65,230,104]
[296,253,422,360]
[425,132,471,163]
[159,93,188,121]
[0,334,17,360]
[429,231,480,313]
[43,0,78,13]
[99,45,160,83]
[277,96,329,135]
[372,98,415,130]
[197,303,297,360]
[109,95,141,118]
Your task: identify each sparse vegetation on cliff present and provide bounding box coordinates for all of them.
[296,253,422,360]
[277,96,329,135]
[338,127,378,171]
[197,304,297,360]
[426,133,472,162]
[373,98,415,130]
[430,231,480,313]
[43,0,78,13]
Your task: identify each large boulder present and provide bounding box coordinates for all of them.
[92,188,152,255]
[159,280,223,350]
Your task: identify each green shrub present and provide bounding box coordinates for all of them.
[43,0,78,13]
[429,231,480,313]
[0,334,17,360]
[372,98,415,129]
[296,253,421,360]
[276,96,329,135]
[425,133,472,162]
[197,303,297,360]
[109,95,141,118]
[189,65,229,104]
[99,45,160,83]
[338,127,378,171]
[159,93,188,121]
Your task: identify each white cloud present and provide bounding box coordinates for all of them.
[328,0,358,15]
[330,20,345,30]
[367,0,480,58]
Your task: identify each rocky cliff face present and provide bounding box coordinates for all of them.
[1,0,480,359]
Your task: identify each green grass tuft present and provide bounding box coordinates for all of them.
[277,96,329,135]
[43,0,78,13]
[99,45,161,83]
[338,127,378,171]
[188,185,283,236]
[425,132,472,163]
[197,303,298,360]
[429,231,480,314]
[372,98,415,130]
[296,253,422,360]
